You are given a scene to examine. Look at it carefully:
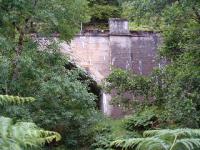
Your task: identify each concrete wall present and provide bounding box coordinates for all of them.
[60,19,162,116]
[60,34,110,83]
[109,18,129,35]
[61,31,161,79]
[131,32,161,75]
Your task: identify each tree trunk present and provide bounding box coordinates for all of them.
[12,29,24,81]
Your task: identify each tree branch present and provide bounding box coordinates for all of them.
[192,7,200,23]
[12,15,31,80]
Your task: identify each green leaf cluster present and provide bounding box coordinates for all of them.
[0,116,61,150]
[0,94,35,105]
[90,117,140,150]
[0,95,61,150]
[123,107,159,131]
[111,129,200,150]
[88,0,121,27]
[106,0,200,128]
[0,0,99,149]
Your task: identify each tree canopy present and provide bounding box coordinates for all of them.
[0,0,100,149]
[105,0,200,128]
[0,0,200,149]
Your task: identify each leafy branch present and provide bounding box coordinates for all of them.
[0,94,35,105]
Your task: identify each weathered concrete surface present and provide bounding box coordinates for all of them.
[60,33,161,116]
[61,32,161,80]
[131,32,161,75]
[109,18,129,35]
[60,19,162,116]
[60,34,110,84]
[110,35,132,70]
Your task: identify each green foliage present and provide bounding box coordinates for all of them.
[0,94,35,105]
[90,117,140,150]
[105,68,151,110]
[90,118,117,150]
[0,94,61,150]
[105,65,200,128]
[0,116,61,150]
[106,0,200,128]
[0,0,99,149]
[90,4,120,22]
[123,107,159,131]
[88,0,121,26]
[121,0,164,28]
[0,45,98,148]
[111,128,200,150]
[0,0,90,42]
[129,22,154,31]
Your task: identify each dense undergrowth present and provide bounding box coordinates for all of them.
[102,0,200,149]
[0,0,200,150]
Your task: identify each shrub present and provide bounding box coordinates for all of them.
[0,95,61,150]
[123,107,159,131]
[90,118,140,150]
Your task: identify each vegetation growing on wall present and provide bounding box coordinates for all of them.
[86,0,122,29]
[103,0,200,149]
[0,0,199,149]
[106,0,200,128]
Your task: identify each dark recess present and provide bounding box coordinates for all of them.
[65,62,102,109]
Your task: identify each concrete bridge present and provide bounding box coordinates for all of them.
[58,19,163,117]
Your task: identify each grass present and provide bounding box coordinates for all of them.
[129,22,156,31]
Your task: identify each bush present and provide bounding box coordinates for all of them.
[90,117,141,150]
[0,95,61,150]
[123,107,159,131]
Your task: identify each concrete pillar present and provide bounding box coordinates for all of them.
[109,18,132,70]
[108,18,132,117]
[109,18,130,35]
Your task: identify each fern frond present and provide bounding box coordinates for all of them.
[0,95,35,105]
[110,139,126,148]
[136,137,168,150]
[111,138,144,149]
[144,129,200,138]
[144,129,171,137]
[111,129,200,150]
[0,116,61,149]
[111,137,168,150]
[175,138,200,149]
[0,116,12,138]
[125,138,144,149]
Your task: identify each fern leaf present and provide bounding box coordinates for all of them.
[110,139,127,148]
[176,138,200,149]
[0,116,61,149]
[136,137,168,150]
[0,95,35,105]
[0,117,12,138]
[124,138,144,149]
[144,129,171,137]
[111,137,168,150]
[112,129,200,150]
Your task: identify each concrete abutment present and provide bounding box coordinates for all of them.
[60,18,162,117]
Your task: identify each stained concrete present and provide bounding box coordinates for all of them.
[61,32,161,81]
[60,34,110,83]
[109,18,129,35]
[59,19,162,116]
